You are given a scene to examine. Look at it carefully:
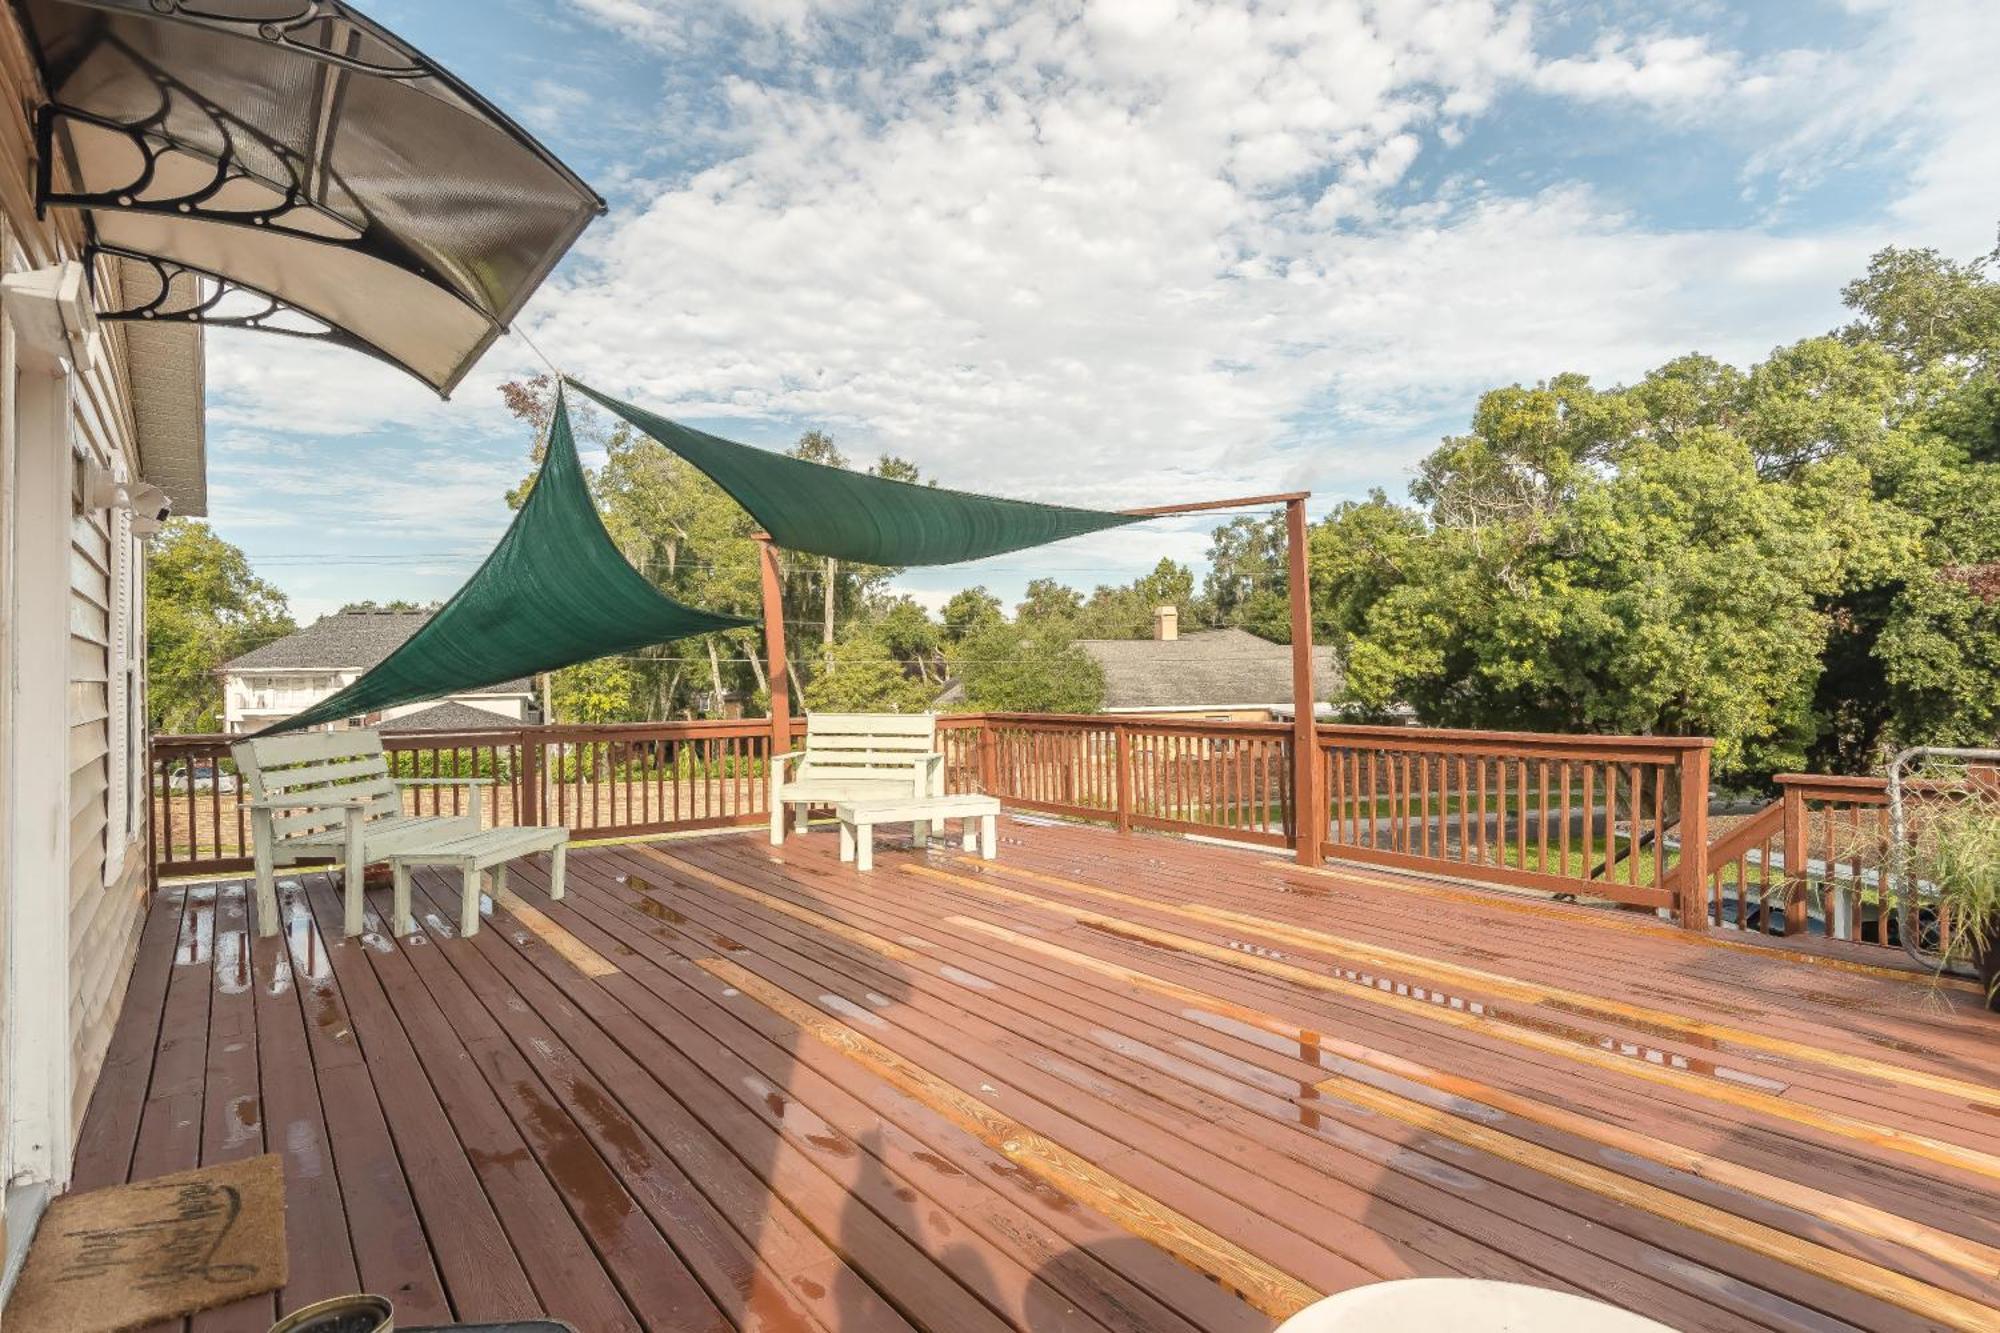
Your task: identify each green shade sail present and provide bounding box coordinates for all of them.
[567,378,1144,566]
[263,393,751,735]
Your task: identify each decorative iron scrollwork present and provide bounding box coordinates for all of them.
[100,1,433,79]
[92,244,407,373]
[33,31,452,283]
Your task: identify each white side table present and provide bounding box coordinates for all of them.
[836,794,1000,871]
[386,826,570,937]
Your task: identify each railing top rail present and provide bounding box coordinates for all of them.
[1317,722,1713,753]
[1774,773,1886,794]
[151,717,797,752]
[970,712,1294,738]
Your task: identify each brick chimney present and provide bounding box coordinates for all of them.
[1153,605,1178,642]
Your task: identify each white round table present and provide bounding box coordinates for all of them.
[1276,1280,1678,1332]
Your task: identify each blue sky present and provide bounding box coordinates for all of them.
[201,0,2000,621]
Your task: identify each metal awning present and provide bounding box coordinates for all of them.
[17,0,605,395]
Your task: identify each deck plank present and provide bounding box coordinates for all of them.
[66,821,2000,1333]
[652,841,1874,1331]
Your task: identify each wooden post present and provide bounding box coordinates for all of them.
[977,719,999,796]
[1781,779,1808,935]
[1676,743,1712,930]
[518,729,541,828]
[1115,724,1134,834]
[757,534,791,764]
[1285,497,1324,867]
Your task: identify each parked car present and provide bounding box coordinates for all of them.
[168,759,238,793]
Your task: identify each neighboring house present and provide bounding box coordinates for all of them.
[936,606,1342,720]
[376,699,537,734]
[0,19,207,1275]
[220,610,539,734]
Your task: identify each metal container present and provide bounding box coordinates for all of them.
[268,1294,393,1333]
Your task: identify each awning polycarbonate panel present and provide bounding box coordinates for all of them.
[21,0,604,394]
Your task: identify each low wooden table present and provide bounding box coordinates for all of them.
[836,794,1000,871]
[386,826,569,937]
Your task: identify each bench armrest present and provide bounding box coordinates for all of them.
[246,794,369,811]
[771,750,807,775]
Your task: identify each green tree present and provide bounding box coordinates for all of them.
[800,632,937,712]
[942,587,1004,642]
[338,599,432,613]
[1203,514,1286,634]
[1072,558,1200,638]
[1015,578,1082,626]
[549,657,644,723]
[1319,235,2000,778]
[146,520,293,732]
[951,621,1104,713]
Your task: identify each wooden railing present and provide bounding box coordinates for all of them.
[1705,774,1906,948]
[949,714,1294,848]
[149,718,806,882]
[147,712,1779,937]
[1317,726,1711,919]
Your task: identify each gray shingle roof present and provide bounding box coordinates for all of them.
[1076,628,1340,710]
[376,701,525,733]
[223,611,533,694]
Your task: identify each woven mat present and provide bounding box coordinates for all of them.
[4,1154,286,1333]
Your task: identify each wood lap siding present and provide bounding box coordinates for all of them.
[1,17,156,1134]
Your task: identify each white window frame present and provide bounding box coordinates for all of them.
[104,470,137,884]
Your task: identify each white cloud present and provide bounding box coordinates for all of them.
[528,0,1923,520]
[1532,34,1738,110]
[203,0,2000,616]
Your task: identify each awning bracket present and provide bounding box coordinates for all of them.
[33,43,463,310]
[88,243,409,373]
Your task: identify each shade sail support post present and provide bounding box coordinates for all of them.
[757,534,791,766]
[1285,497,1323,866]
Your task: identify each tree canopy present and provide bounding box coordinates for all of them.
[1190,237,2000,779]
[146,520,294,732]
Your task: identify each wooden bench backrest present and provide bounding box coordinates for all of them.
[231,729,402,846]
[800,712,937,782]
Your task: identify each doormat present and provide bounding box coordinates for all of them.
[4,1154,286,1333]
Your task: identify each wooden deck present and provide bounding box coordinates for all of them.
[74,818,2000,1332]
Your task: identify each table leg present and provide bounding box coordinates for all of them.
[913,818,929,848]
[857,823,874,873]
[980,813,996,860]
[343,816,367,938]
[961,819,976,852]
[550,843,568,900]
[840,821,855,863]
[461,864,482,937]
[392,862,413,936]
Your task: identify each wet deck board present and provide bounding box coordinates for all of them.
[73,820,2000,1332]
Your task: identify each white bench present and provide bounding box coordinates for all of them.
[771,712,943,846]
[837,794,1000,871]
[387,826,570,938]
[233,728,491,938]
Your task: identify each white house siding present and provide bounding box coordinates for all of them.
[1,16,160,1147]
